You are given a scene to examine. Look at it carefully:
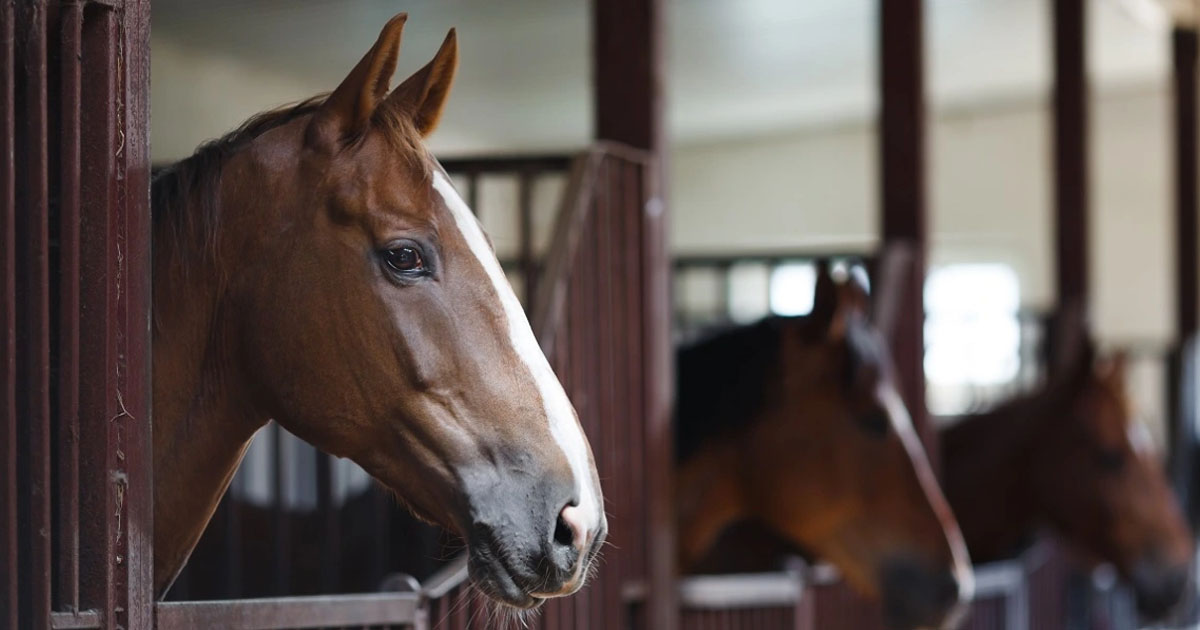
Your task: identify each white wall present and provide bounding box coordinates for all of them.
[670,83,1191,347]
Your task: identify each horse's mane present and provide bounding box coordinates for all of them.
[941,370,1082,464]
[151,95,326,261]
[151,93,428,263]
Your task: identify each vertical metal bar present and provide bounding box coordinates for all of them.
[119,0,155,622]
[467,171,480,220]
[219,497,243,597]
[518,170,536,306]
[1053,0,1089,311]
[15,2,54,627]
[317,453,340,593]
[879,0,934,467]
[77,6,125,621]
[55,0,83,611]
[271,424,291,595]
[594,159,620,630]
[0,0,17,624]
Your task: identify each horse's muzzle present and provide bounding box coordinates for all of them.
[462,468,606,607]
[880,558,966,630]
[1131,557,1190,621]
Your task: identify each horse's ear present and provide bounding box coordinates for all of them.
[381,28,458,137]
[307,13,408,148]
[837,267,871,316]
[1096,350,1129,385]
[1051,298,1092,378]
[810,260,839,334]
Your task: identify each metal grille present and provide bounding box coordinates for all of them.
[3,1,154,628]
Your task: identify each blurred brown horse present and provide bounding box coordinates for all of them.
[675,265,973,630]
[150,14,604,607]
[942,338,1194,620]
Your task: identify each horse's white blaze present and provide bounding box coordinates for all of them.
[879,385,976,605]
[432,171,600,531]
[1128,421,1156,457]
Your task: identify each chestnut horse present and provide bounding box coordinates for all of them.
[675,265,973,630]
[150,14,605,608]
[942,341,1193,620]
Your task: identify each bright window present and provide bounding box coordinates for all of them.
[925,263,1021,414]
[769,262,817,316]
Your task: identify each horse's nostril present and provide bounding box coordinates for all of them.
[554,512,574,547]
[556,503,588,550]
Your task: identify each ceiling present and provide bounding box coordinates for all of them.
[151,0,1169,156]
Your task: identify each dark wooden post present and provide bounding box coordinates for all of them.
[1053,0,1090,316]
[592,1,675,628]
[1170,26,1199,525]
[1176,28,1199,342]
[879,0,934,465]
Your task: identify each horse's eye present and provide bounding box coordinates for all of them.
[384,246,425,274]
[1096,449,1125,473]
[858,409,889,437]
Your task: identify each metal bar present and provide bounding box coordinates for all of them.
[467,171,479,220]
[0,0,18,623]
[49,610,102,629]
[155,593,422,630]
[1053,0,1089,310]
[76,4,118,616]
[15,2,54,627]
[594,158,619,630]
[879,0,933,466]
[220,497,244,597]
[270,425,291,595]
[118,1,156,625]
[55,0,84,610]
[518,169,536,305]
[439,154,572,175]
[316,452,340,593]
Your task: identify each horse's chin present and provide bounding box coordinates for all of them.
[467,550,547,610]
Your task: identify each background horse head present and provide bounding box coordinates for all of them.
[675,264,973,630]
[150,14,604,608]
[943,335,1194,620]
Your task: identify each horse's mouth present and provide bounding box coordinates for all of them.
[467,548,548,610]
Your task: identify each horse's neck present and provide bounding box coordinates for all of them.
[150,188,267,597]
[675,441,746,571]
[941,392,1054,562]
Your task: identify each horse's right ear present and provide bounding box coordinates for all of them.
[307,13,408,149]
[810,260,839,336]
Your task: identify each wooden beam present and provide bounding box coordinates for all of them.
[592,2,675,629]
[879,0,934,465]
[1169,26,1199,528]
[593,0,664,153]
[1053,0,1090,312]
[1175,27,1199,340]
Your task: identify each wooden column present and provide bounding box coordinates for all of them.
[1176,28,1199,341]
[1170,26,1199,526]
[592,1,675,629]
[879,0,934,464]
[1053,0,1090,315]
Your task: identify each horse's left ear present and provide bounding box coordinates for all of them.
[383,28,458,137]
[810,260,839,335]
[837,267,871,316]
[307,13,408,148]
[1096,350,1129,384]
